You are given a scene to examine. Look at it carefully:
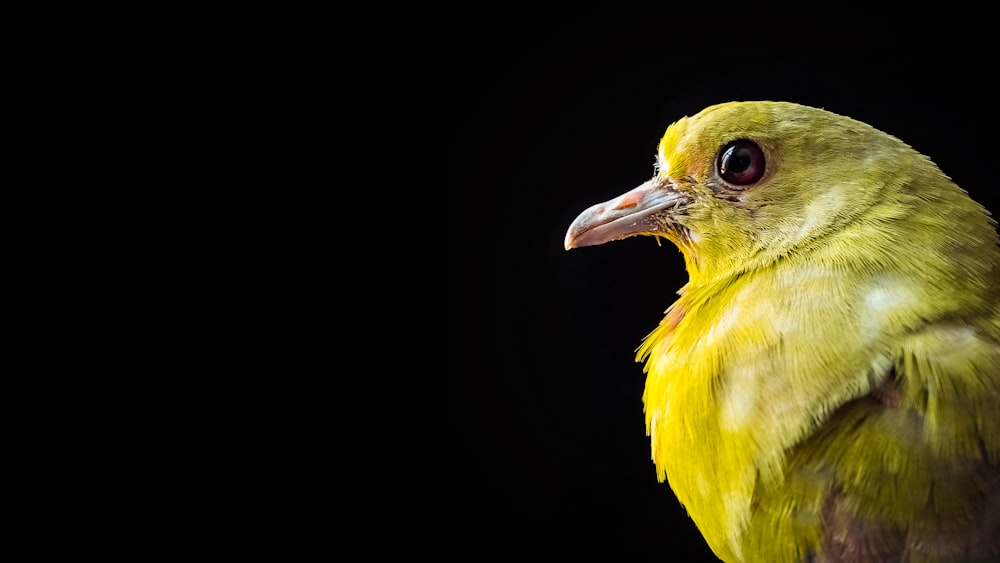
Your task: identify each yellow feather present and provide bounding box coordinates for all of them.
[565,101,1000,562]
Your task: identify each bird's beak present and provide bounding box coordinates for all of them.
[564,178,689,250]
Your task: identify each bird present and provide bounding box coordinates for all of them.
[564,101,1000,562]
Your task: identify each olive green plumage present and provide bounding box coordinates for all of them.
[565,101,1000,562]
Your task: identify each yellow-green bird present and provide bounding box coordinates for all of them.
[565,101,999,562]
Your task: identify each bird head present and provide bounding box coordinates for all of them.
[564,101,962,283]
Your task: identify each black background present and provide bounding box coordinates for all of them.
[452,9,998,561]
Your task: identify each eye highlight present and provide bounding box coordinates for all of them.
[717,140,765,186]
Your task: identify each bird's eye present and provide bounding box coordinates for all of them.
[717,140,765,186]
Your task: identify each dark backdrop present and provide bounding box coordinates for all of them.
[452,9,998,561]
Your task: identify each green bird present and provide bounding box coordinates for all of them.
[564,101,1000,562]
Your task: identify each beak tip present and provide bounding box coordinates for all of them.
[564,223,580,251]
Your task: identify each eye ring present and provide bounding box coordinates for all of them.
[717,140,765,186]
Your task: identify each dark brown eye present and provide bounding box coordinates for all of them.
[717,140,765,186]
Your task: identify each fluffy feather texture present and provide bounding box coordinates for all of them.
[565,101,1000,562]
